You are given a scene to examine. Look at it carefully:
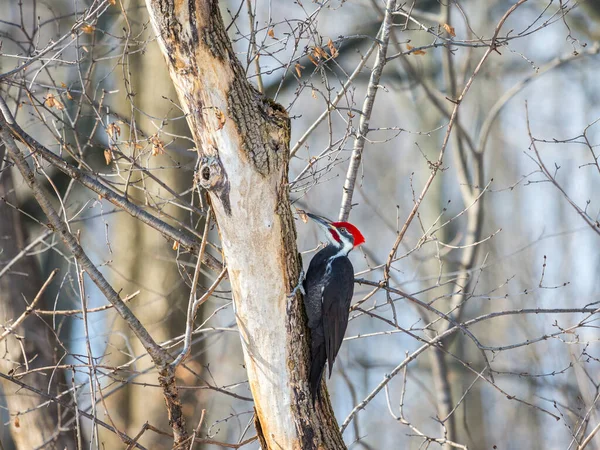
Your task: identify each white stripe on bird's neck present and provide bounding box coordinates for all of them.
[325,236,354,273]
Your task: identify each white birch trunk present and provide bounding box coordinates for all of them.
[144,1,346,448]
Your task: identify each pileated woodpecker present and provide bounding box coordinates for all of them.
[303,213,365,402]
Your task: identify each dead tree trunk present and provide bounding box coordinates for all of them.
[144,1,346,448]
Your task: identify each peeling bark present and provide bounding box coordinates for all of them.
[144,1,346,448]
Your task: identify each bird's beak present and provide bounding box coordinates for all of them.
[306,213,335,231]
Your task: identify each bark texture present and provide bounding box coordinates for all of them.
[0,161,77,449]
[144,1,346,448]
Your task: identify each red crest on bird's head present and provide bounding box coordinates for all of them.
[304,212,365,249]
[332,221,366,247]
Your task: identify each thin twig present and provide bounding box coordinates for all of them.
[290,41,378,157]
[171,211,229,369]
[0,269,58,342]
[0,98,221,271]
[246,0,264,93]
[0,123,171,364]
[383,0,529,290]
[0,372,147,450]
[578,419,600,450]
[35,290,140,315]
[526,103,600,237]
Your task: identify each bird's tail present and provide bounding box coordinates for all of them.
[309,341,327,403]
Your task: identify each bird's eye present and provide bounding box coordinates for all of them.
[339,227,347,233]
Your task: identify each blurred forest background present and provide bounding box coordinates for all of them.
[1,0,600,449]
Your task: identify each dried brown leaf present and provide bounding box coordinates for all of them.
[103,149,112,165]
[313,46,328,59]
[267,28,275,38]
[327,39,338,58]
[44,93,64,110]
[106,123,121,139]
[150,134,165,156]
[406,44,426,56]
[81,23,95,34]
[443,23,456,37]
[294,63,304,77]
[127,141,143,150]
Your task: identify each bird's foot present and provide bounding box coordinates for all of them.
[287,270,306,299]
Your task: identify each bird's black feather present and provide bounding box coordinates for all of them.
[308,327,326,402]
[303,245,354,402]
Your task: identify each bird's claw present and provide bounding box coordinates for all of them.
[287,269,306,299]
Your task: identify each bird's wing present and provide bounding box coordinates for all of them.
[303,248,332,330]
[321,256,354,377]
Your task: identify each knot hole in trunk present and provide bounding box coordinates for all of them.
[197,152,232,216]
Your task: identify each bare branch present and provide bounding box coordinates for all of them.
[338,0,397,221]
